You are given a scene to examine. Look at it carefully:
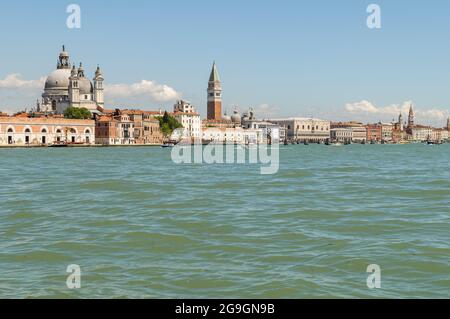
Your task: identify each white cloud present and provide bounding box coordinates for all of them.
[105,80,180,103]
[345,100,449,123]
[0,74,45,90]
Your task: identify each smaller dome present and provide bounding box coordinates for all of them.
[78,77,93,94]
[231,110,241,124]
[222,115,232,122]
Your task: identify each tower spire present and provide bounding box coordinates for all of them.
[209,61,221,82]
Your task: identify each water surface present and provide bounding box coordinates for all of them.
[0,144,449,298]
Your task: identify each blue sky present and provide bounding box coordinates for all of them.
[0,0,449,125]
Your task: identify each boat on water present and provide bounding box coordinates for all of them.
[332,142,343,147]
[162,143,176,148]
[49,141,68,148]
[304,141,309,146]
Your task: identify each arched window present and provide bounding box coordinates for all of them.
[7,128,13,133]
[85,129,91,134]
[25,128,31,133]
[41,128,47,133]
[56,129,62,134]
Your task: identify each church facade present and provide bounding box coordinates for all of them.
[40,46,104,115]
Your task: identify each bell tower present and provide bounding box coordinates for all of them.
[408,104,415,128]
[207,62,222,121]
[93,65,104,110]
[69,64,80,105]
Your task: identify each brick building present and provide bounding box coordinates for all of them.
[366,123,382,142]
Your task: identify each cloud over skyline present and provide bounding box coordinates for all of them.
[345,100,449,125]
[104,80,181,103]
[0,74,46,90]
[0,74,181,111]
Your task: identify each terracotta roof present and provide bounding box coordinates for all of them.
[97,115,116,122]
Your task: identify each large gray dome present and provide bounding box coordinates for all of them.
[45,69,71,91]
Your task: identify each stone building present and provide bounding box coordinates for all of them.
[330,128,352,143]
[381,123,394,142]
[172,100,202,139]
[331,122,367,143]
[0,115,95,146]
[269,118,331,143]
[124,110,164,145]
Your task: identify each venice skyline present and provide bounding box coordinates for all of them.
[0,0,450,126]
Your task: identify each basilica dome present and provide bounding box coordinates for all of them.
[44,69,71,91]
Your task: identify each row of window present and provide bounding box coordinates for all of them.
[287,125,329,131]
[6,128,90,134]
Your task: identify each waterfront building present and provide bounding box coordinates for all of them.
[366,123,382,142]
[207,62,222,121]
[269,118,330,143]
[439,128,449,141]
[409,125,433,142]
[172,100,202,139]
[331,122,367,143]
[95,111,135,145]
[41,46,104,115]
[431,128,448,143]
[242,120,283,144]
[0,115,95,146]
[381,123,394,142]
[120,110,164,145]
[202,127,244,144]
[330,128,352,143]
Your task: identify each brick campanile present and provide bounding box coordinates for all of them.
[207,62,222,121]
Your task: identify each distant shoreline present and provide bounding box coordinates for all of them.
[0,142,447,149]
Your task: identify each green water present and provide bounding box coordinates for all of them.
[0,144,449,299]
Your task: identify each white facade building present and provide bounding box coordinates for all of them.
[330,128,352,143]
[381,123,394,142]
[172,100,201,139]
[269,118,330,142]
[409,126,433,142]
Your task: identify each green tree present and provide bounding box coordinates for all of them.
[64,107,92,119]
[156,111,183,137]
